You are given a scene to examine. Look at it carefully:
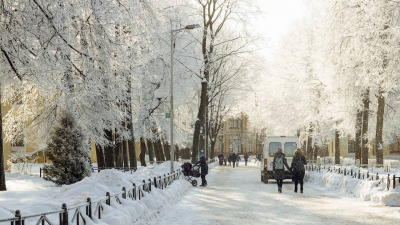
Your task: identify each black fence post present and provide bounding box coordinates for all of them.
[376,173,379,180]
[148,179,152,192]
[159,176,163,190]
[154,177,157,188]
[122,187,126,199]
[367,172,369,179]
[358,171,360,179]
[393,175,396,189]
[106,192,110,206]
[133,183,137,200]
[62,203,68,225]
[86,198,92,219]
[351,169,353,176]
[40,168,42,178]
[387,174,390,190]
[344,169,346,175]
[14,210,22,225]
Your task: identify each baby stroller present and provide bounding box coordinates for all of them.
[181,162,201,186]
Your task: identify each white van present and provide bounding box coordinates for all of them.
[260,136,299,183]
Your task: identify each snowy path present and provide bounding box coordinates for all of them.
[152,163,400,225]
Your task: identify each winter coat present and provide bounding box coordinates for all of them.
[196,156,208,175]
[273,152,290,180]
[232,154,237,162]
[228,156,232,162]
[244,154,249,161]
[291,154,307,180]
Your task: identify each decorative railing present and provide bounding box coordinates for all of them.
[0,169,182,225]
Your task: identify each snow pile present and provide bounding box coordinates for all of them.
[0,161,217,225]
[306,169,400,206]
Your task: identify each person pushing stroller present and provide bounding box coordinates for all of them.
[195,156,209,187]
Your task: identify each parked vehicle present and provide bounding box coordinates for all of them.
[260,136,299,183]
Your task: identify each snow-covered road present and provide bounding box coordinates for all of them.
[152,163,400,225]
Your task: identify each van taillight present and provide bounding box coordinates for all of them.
[264,159,268,168]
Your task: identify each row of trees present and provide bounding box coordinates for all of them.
[0,0,264,189]
[256,0,400,165]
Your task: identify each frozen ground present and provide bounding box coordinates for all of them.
[153,162,400,225]
[0,162,195,225]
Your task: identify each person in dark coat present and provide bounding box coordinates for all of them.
[196,156,208,186]
[244,153,249,166]
[273,147,290,193]
[232,153,237,168]
[224,155,227,166]
[218,154,224,166]
[291,149,307,193]
[228,154,232,166]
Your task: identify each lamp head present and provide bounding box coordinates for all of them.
[185,24,201,29]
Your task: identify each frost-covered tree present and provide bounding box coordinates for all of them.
[43,112,91,186]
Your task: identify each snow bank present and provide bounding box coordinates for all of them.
[0,162,219,225]
[0,161,219,225]
[306,169,400,206]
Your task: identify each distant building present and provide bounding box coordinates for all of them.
[214,113,265,156]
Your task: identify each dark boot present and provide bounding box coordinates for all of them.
[278,188,282,193]
[294,188,297,193]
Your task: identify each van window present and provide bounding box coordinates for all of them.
[284,142,297,157]
[269,142,282,154]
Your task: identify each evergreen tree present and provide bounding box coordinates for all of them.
[43,112,91,186]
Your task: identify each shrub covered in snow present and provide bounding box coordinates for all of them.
[43,112,92,185]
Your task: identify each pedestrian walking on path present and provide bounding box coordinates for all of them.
[228,154,232,166]
[196,156,208,187]
[273,147,290,193]
[236,155,240,167]
[291,149,307,193]
[232,153,237,168]
[244,153,249,166]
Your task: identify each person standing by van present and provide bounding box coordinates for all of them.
[273,147,290,193]
[291,149,307,193]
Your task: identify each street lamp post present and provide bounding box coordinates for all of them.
[170,24,201,173]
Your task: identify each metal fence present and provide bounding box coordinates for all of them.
[0,169,182,225]
[306,164,400,191]
[4,159,218,225]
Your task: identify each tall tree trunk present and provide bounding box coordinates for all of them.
[147,140,155,164]
[95,144,105,168]
[164,142,171,161]
[157,139,165,161]
[104,129,115,168]
[361,89,370,167]
[126,79,137,169]
[115,137,123,168]
[175,145,179,161]
[307,123,313,161]
[0,84,7,191]
[355,109,362,163]
[335,129,340,165]
[375,88,385,165]
[139,137,146,167]
[191,83,207,163]
[211,140,216,158]
[122,140,128,168]
[154,139,161,161]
